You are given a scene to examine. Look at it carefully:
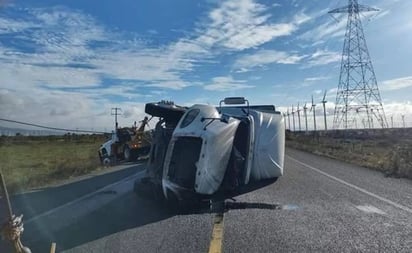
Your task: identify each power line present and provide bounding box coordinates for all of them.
[0,118,109,134]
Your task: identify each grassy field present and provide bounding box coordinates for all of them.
[286,129,412,180]
[0,134,107,193]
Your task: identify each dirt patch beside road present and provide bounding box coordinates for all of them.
[286,128,412,180]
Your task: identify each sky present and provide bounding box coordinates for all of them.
[1,0,412,132]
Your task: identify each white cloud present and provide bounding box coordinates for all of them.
[0,17,39,34]
[296,3,375,44]
[195,0,307,51]
[305,50,341,67]
[0,63,100,88]
[297,4,388,45]
[380,76,412,91]
[204,76,254,92]
[0,88,148,131]
[293,12,311,25]
[146,80,190,90]
[233,49,304,71]
[0,6,204,93]
[384,101,412,116]
[328,87,338,94]
[0,6,203,131]
[304,76,331,82]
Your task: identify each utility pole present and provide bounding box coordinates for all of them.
[283,113,287,130]
[390,115,393,128]
[297,103,302,132]
[303,103,308,132]
[311,95,317,132]
[111,108,122,130]
[291,105,296,132]
[321,90,328,131]
[330,0,387,129]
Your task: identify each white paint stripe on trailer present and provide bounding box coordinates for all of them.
[287,155,412,215]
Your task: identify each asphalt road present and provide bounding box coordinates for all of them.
[1,148,412,252]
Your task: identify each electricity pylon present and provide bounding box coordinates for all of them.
[329,0,388,129]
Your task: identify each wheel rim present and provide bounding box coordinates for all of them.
[103,158,111,166]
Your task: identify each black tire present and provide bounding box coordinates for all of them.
[145,102,186,122]
[102,156,111,166]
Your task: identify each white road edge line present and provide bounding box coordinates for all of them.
[286,155,412,215]
[26,170,145,224]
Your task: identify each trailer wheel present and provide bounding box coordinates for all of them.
[102,157,111,166]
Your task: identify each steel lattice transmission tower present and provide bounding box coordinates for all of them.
[329,0,388,129]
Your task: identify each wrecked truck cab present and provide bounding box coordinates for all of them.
[135,98,285,206]
[162,104,241,198]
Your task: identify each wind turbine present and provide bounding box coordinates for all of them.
[370,109,375,129]
[291,105,296,132]
[303,103,308,132]
[287,108,291,130]
[310,95,317,132]
[402,114,406,128]
[355,107,361,129]
[321,90,328,131]
[297,102,302,132]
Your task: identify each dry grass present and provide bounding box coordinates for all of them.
[0,135,107,193]
[286,129,412,179]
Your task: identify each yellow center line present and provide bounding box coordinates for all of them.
[208,212,224,253]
